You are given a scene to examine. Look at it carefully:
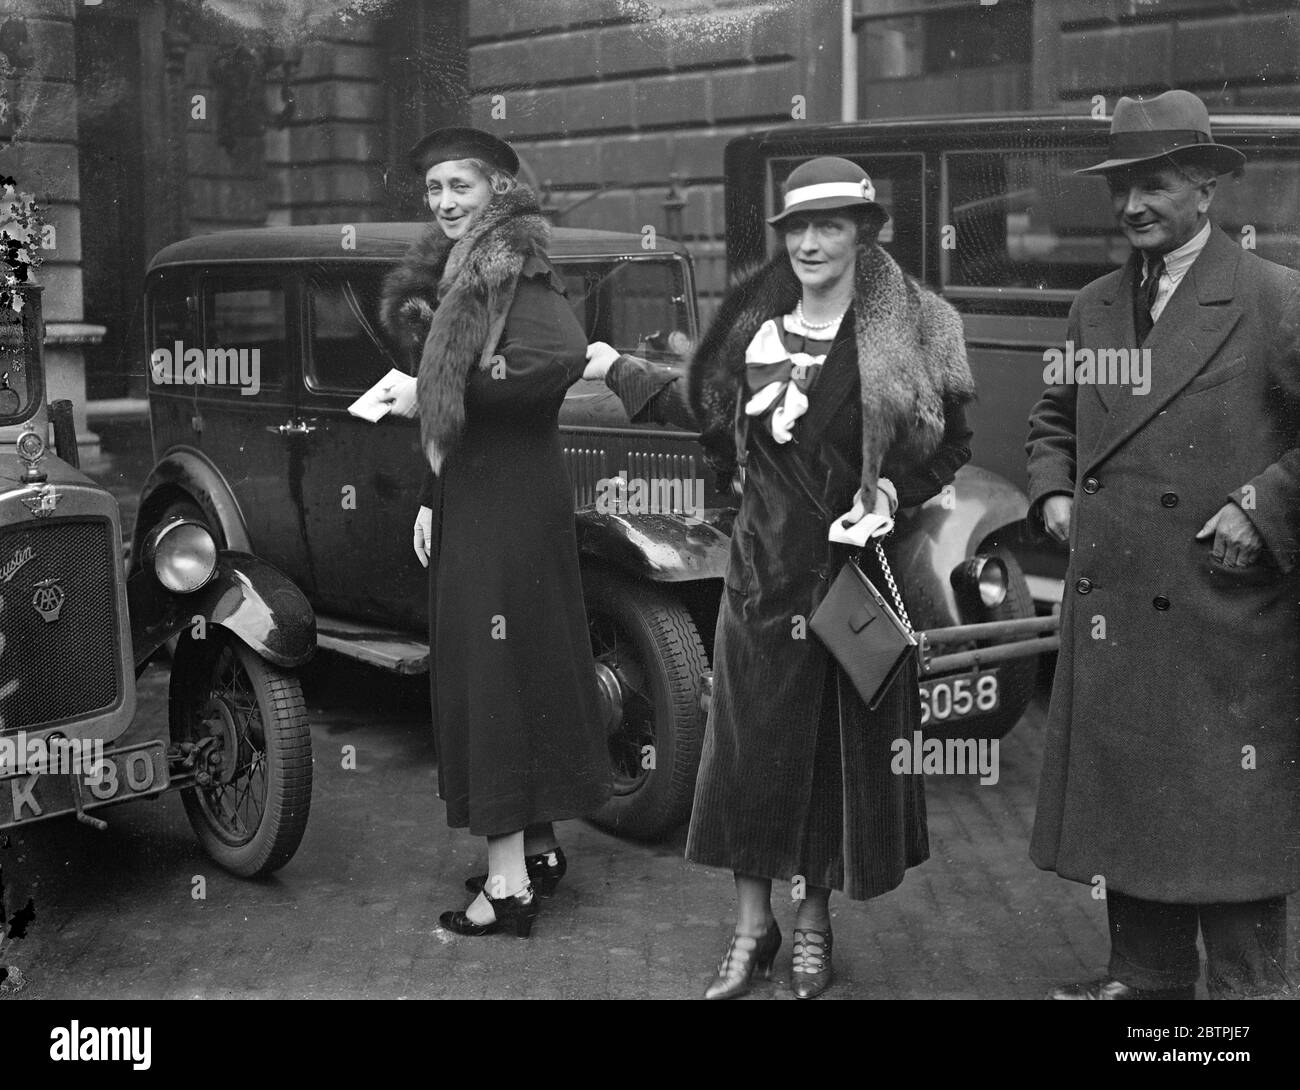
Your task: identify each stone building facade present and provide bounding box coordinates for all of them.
[1,0,1297,413]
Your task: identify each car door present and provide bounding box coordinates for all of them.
[293,262,427,629]
[194,267,314,591]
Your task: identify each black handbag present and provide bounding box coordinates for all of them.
[810,541,917,710]
[773,447,918,710]
[731,388,917,709]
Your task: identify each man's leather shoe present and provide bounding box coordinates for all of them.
[1048,978,1195,1000]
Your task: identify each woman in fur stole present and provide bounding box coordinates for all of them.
[590,157,975,998]
[377,128,610,939]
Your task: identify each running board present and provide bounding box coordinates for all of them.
[314,614,429,674]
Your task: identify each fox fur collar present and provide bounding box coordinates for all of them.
[687,242,975,507]
[380,185,550,473]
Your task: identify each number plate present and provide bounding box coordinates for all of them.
[918,669,1000,726]
[0,741,169,829]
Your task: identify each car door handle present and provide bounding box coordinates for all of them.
[265,419,317,437]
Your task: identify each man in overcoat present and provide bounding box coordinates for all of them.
[1026,90,1300,1000]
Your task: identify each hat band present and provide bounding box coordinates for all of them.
[783,180,876,210]
[1109,128,1213,160]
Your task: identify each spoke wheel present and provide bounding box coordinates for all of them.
[170,631,311,877]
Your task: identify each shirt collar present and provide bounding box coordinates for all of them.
[1148,220,1211,282]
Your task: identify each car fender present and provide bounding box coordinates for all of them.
[131,446,251,571]
[130,551,316,670]
[891,465,1030,629]
[575,509,731,582]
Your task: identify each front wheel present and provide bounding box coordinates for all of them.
[582,569,708,842]
[169,631,312,877]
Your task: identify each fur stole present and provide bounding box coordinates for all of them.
[687,242,975,507]
[379,185,550,473]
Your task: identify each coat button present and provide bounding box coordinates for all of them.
[1153,595,1171,611]
[1076,577,1093,594]
[1082,477,1099,494]
[1161,492,1178,508]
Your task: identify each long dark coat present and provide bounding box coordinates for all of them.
[1026,226,1300,903]
[384,213,611,836]
[682,245,975,900]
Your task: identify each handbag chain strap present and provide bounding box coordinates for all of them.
[873,539,913,634]
[759,429,915,635]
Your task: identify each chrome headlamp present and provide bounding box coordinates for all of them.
[952,554,1008,609]
[144,516,218,594]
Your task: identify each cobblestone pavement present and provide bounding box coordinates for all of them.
[1,435,1293,1000]
[6,657,1293,1001]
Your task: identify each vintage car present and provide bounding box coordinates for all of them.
[135,221,1054,842]
[723,112,1300,593]
[0,285,315,877]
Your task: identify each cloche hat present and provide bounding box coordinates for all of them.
[1076,89,1245,176]
[407,126,520,176]
[767,156,889,226]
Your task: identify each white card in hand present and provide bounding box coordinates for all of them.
[348,368,412,422]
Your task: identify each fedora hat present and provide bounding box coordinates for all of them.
[407,126,520,176]
[1077,89,1245,176]
[767,156,889,226]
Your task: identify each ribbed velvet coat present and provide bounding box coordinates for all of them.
[679,247,975,899]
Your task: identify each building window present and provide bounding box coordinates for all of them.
[861,0,1032,80]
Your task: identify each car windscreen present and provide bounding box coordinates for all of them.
[942,147,1300,309]
[0,301,39,426]
[560,256,695,367]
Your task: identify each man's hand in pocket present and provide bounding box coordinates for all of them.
[1196,501,1263,567]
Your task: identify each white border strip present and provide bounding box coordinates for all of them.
[783,179,875,208]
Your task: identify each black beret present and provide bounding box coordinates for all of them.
[407,127,520,176]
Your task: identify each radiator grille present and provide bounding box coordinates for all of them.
[0,519,122,732]
[564,446,607,508]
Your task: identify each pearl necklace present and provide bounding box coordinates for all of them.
[795,300,845,333]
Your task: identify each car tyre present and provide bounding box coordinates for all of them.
[169,631,312,877]
[582,568,708,842]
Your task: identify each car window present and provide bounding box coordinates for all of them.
[942,148,1300,309]
[561,256,695,366]
[766,153,925,279]
[199,273,287,396]
[147,267,192,357]
[306,268,401,394]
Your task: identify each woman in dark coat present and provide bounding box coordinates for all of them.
[595,157,975,997]
[378,128,610,938]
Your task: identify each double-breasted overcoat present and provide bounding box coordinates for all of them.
[1026,226,1300,903]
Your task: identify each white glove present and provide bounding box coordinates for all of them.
[413,505,433,567]
[377,372,420,419]
[584,341,620,380]
[828,478,897,546]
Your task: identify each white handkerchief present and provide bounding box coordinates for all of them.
[827,494,893,546]
[769,382,809,443]
[348,368,413,422]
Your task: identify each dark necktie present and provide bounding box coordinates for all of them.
[1134,255,1166,344]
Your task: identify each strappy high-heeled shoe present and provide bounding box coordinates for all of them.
[791,927,833,999]
[464,847,567,898]
[703,922,782,1000]
[439,882,539,938]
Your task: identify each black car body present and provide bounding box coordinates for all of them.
[138,220,1053,840]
